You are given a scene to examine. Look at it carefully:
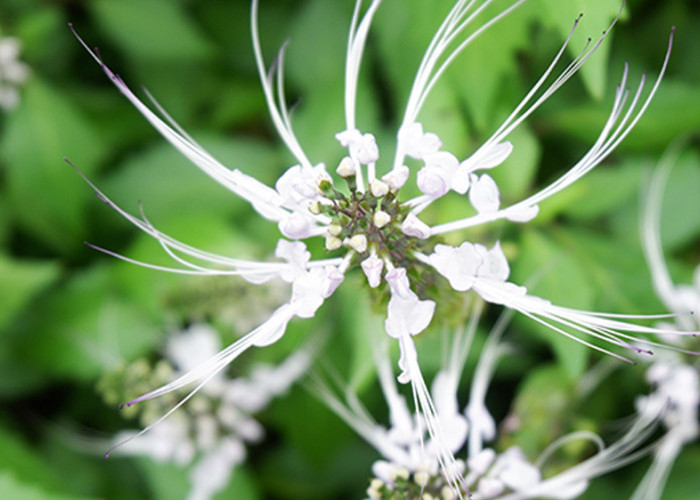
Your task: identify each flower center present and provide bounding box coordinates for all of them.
[310,173,439,299]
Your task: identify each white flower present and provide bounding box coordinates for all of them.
[71,1,689,494]
[630,147,700,500]
[111,324,312,500]
[313,305,664,500]
[0,36,30,110]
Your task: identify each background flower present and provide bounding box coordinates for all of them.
[0,1,698,499]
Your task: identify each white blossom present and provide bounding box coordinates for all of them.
[313,305,664,500]
[112,324,312,500]
[630,146,700,500]
[0,35,30,110]
[71,1,692,495]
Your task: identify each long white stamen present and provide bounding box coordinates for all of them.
[70,26,292,223]
[344,0,383,132]
[395,0,526,171]
[431,27,675,236]
[251,0,312,168]
[641,141,687,314]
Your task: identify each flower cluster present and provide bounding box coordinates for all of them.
[0,34,29,111]
[104,323,312,500]
[631,147,700,500]
[314,302,661,500]
[71,0,696,496]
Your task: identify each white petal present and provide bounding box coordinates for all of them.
[417,166,449,197]
[398,122,442,159]
[385,289,435,339]
[189,439,246,500]
[494,447,541,491]
[428,243,480,292]
[251,305,296,347]
[505,204,539,222]
[479,241,510,282]
[278,212,314,240]
[275,239,310,281]
[469,174,500,214]
[400,213,431,239]
[463,141,513,172]
[291,268,328,318]
[321,266,345,298]
[361,254,384,288]
[468,448,496,476]
[382,166,410,191]
[166,324,220,372]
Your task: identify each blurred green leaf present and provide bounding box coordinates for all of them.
[0,473,97,500]
[657,149,700,250]
[286,0,348,92]
[511,229,593,379]
[1,78,105,253]
[560,158,644,220]
[135,458,189,500]
[0,425,65,494]
[18,266,162,381]
[662,446,700,500]
[501,364,575,458]
[0,194,9,247]
[0,253,60,331]
[90,0,214,62]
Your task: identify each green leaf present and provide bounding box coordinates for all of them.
[511,229,593,379]
[213,466,259,500]
[0,194,10,248]
[373,0,452,119]
[560,158,644,220]
[0,473,98,500]
[0,425,65,494]
[0,253,61,331]
[90,0,213,62]
[656,149,700,250]
[18,265,162,381]
[1,78,105,253]
[286,0,348,92]
[501,364,576,458]
[135,458,189,500]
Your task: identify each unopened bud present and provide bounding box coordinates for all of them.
[369,178,389,197]
[308,201,321,214]
[325,235,342,250]
[318,178,333,195]
[382,165,409,191]
[328,224,342,236]
[373,210,390,228]
[348,234,368,253]
[335,156,355,177]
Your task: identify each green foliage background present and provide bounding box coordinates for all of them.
[0,0,698,498]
